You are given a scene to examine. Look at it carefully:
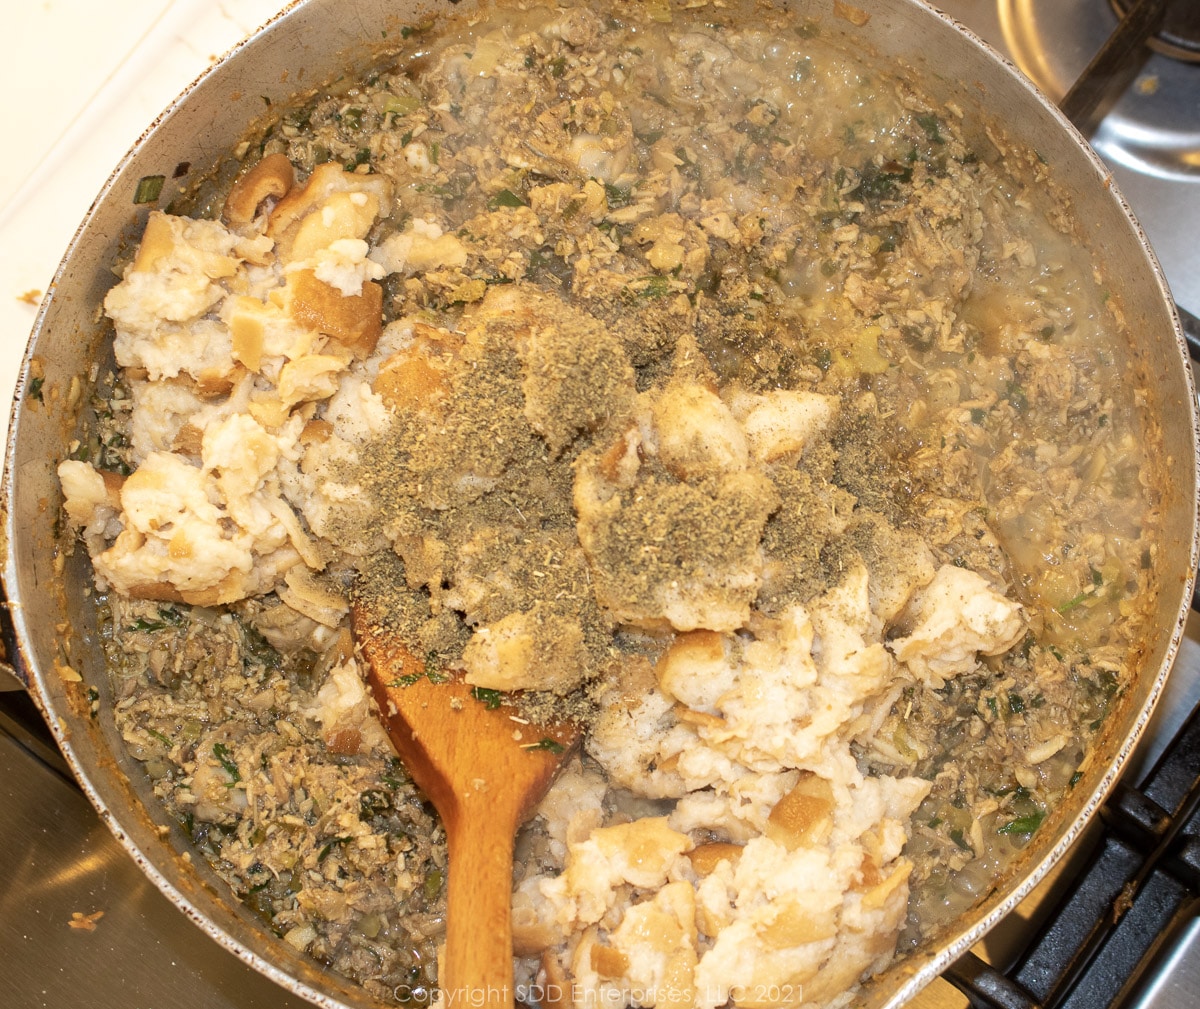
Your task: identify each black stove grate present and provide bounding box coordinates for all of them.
[1112,0,1200,62]
[1180,308,1200,364]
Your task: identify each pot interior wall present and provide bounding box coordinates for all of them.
[3,3,1196,1008]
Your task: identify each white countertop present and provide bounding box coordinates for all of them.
[0,0,291,446]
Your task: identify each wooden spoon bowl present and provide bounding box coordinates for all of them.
[352,605,580,1008]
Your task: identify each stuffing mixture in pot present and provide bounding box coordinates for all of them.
[57,1,1164,1007]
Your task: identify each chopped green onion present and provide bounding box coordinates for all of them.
[133,175,166,204]
[423,868,444,902]
[384,94,421,116]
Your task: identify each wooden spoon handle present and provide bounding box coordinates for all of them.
[443,804,521,1009]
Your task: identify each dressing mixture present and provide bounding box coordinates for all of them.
[56,2,1163,1007]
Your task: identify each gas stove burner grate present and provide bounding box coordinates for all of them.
[1112,0,1200,63]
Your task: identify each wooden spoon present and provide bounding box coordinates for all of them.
[353,607,580,1009]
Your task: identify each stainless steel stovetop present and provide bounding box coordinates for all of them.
[2,2,1199,1008]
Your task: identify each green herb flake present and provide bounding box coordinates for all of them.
[525,738,564,753]
[318,836,352,862]
[915,113,943,143]
[389,672,425,688]
[28,376,44,402]
[471,686,503,710]
[635,275,672,299]
[1006,380,1029,414]
[241,624,282,672]
[359,789,392,820]
[212,742,241,784]
[604,182,633,208]
[133,175,166,205]
[147,727,173,748]
[998,811,1046,835]
[949,827,971,851]
[488,188,527,210]
[1057,591,1091,614]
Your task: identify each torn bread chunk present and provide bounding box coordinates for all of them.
[65,159,395,608]
[889,564,1026,686]
[574,399,780,633]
